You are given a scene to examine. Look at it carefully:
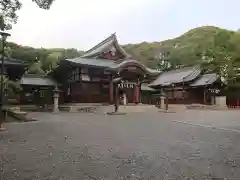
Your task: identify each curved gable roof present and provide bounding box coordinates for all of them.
[81,33,131,59]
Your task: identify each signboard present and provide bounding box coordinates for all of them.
[118,82,135,89]
[208,88,220,94]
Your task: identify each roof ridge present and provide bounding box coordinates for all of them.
[201,73,217,76]
[81,33,132,59]
[183,66,201,80]
[82,33,116,55]
[164,65,197,74]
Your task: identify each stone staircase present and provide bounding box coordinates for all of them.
[5,107,37,122]
[59,103,113,113]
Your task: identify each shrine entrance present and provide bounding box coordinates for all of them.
[118,81,136,105]
[116,65,146,105]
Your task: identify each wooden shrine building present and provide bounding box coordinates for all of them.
[149,66,224,105]
[50,33,160,104]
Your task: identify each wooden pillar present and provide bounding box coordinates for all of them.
[182,82,185,103]
[203,88,206,105]
[134,79,140,104]
[134,85,139,104]
[165,95,168,110]
[139,83,142,104]
[114,83,119,112]
[109,76,114,104]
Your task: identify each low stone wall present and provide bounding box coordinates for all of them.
[186,104,228,110]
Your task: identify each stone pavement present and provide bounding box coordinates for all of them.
[1,111,240,179]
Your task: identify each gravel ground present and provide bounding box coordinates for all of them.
[1,110,240,180]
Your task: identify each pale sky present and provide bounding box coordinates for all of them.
[8,0,240,50]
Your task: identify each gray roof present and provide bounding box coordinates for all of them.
[149,66,201,87]
[61,33,160,76]
[65,58,160,76]
[141,83,156,91]
[190,73,218,87]
[19,74,57,86]
[81,33,131,59]
[2,58,26,66]
[66,57,117,68]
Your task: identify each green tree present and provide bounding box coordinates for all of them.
[42,52,61,72]
[0,75,22,99]
[0,0,55,30]
[27,61,45,74]
[200,30,234,82]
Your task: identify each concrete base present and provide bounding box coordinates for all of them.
[0,123,6,131]
[160,96,165,109]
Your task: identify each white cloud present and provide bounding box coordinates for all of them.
[8,0,174,50]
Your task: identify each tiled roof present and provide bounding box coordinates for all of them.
[141,83,156,91]
[65,58,160,75]
[66,57,116,68]
[149,66,201,87]
[190,73,218,87]
[81,33,131,59]
[2,58,26,66]
[19,74,57,86]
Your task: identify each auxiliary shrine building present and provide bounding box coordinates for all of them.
[19,34,225,106]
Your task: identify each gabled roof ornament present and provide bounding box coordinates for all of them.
[81,33,131,59]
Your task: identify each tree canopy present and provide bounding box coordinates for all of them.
[0,0,55,30]
[6,42,83,74]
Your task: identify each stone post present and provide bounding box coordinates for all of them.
[53,86,60,113]
[160,88,165,109]
[123,93,127,105]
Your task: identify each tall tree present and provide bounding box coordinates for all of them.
[0,0,55,30]
[201,30,234,82]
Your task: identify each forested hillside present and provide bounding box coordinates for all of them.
[124,26,240,86]
[124,26,233,68]
[5,26,240,86]
[5,43,83,74]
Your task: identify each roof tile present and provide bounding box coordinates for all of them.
[190,73,218,86]
[149,66,201,87]
[19,74,57,86]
